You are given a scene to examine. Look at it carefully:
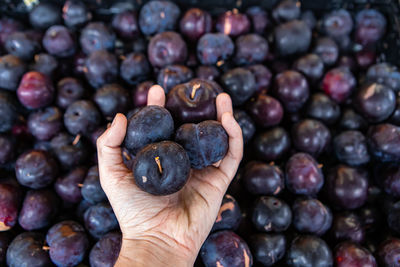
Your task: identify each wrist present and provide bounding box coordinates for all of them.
[115,236,195,267]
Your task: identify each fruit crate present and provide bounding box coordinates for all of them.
[2,0,400,64]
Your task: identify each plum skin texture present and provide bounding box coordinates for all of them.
[175,120,228,169]
[124,105,174,155]
[132,141,191,195]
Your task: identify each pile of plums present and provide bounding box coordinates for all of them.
[0,0,400,266]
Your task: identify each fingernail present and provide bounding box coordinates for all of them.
[111,115,118,127]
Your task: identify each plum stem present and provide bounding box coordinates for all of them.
[72,134,81,145]
[318,164,323,169]
[123,151,132,161]
[42,246,50,251]
[190,83,200,99]
[155,157,163,174]
[77,183,84,187]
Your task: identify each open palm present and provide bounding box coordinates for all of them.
[96,85,243,266]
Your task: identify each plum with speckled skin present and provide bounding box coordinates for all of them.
[132,141,190,195]
[124,105,174,154]
[84,202,118,239]
[55,167,87,204]
[90,232,122,267]
[28,106,63,141]
[200,230,253,267]
[175,120,228,169]
[82,166,106,204]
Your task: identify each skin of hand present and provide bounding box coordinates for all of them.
[96,85,243,267]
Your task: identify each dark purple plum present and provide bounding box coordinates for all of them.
[274,20,311,56]
[73,52,87,76]
[46,220,89,266]
[292,119,331,156]
[112,11,139,40]
[0,183,22,230]
[331,212,365,243]
[337,55,357,72]
[389,96,400,125]
[84,202,118,238]
[252,196,292,232]
[334,242,377,267]
[0,54,26,91]
[313,37,339,66]
[355,9,386,45]
[286,153,324,196]
[322,67,356,103]
[216,10,250,37]
[90,125,106,146]
[0,17,23,46]
[17,71,55,109]
[234,34,268,65]
[367,123,400,162]
[31,53,58,78]
[287,236,333,267]
[293,198,332,235]
[212,194,241,232]
[80,22,115,54]
[366,63,400,92]
[254,127,291,161]
[0,91,18,133]
[15,150,58,189]
[356,49,376,69]
[354,83,396,123]
[132,141,190,195]
[333,131,370,166]
[196,65,220,81]
[62,0,92,29]
[166,79,217,124]
[221,67,256,106]
[55,167,87,204]
[249,233,285,266]
[326,165,369,210]
[323,9,353,38]
[132,81,154,108]
[157,64,193,93]
[200,231,252,267]
[246,6,270,34]
[378,238,400,267]
[179,8,212,42]
[301,10,317,29]
[94,83,130,119]
[6,232,52,267]
[5,32,40,60]
[89,232,122,267]
[197,33,234,65]
[272,0,300,23]
[243,161,284,195]
[29,2,61,29]
[273,70,309,112]
[18,189,59,231]
[293,54,324,82]
[0,134,15,164]
[148,31,187,68]
[120,52,151,85]
[246,64,272,94]
[64,100,101,135]
[233,109,256,144]
[84,50,118,88]
[124,105,174,154]
[81,166,106,204]
[28,106,63,141]
[51,132,89,168]
[138,0,180,36]
[175,120,228,169]
[382,165,400,198]
[247,94,283,128]
[340,108,367,130]
[42,25,76,57]
[56,77,85,109]
[307,93,340,125]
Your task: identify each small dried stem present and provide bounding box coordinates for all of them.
[155,157,163,174]
[72,134,81,146]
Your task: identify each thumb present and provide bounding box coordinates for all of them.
[97,113,129,184]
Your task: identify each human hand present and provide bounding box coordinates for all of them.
[96,85,243,267]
